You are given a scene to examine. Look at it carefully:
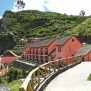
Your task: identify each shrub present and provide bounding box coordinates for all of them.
[0,76,3,83]
[88,73,91,81]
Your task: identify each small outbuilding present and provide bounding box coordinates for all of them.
[74,44,91,61]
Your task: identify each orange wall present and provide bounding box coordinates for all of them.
[56,46,64,59]
[1,56,16,65]
[25,38,59,62]
[56,36,83,59]
[48,38,59,54]
[24,47,30,53]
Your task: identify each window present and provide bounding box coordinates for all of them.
[30,49,31,54]
[36,56,38,62]
[36,48,38,54]
[58,47,61,52]
[33,56,34,61]
[68,46,71,52]
[58,57,62,59]
[33,48,34,54]
[40,48,43,54]
[41,56,43,63]
[45,57,48,62]
[45,48,48,55]
[51,57,54,61]
[72,39,74,42]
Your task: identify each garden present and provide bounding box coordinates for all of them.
[0,67,32,91]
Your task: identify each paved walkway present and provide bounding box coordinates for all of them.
[44,62,91,91]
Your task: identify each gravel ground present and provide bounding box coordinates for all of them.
[44,62,91,91]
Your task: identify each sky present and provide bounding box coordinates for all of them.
[0,0,91,18]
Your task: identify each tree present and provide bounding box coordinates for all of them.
[7,67,14,82]
[15,0,25,11]
[79,10,85,16]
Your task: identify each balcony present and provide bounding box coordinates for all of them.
[29,51,48,56]
[40,51,43,55]
[36,51,38,54]
[29,51,34,55]
[44,51,48,55]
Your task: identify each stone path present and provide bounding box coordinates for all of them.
[0,83,12,91]
[44,62,91,91]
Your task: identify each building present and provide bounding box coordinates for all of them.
[23,35,91,63]
[30,38,43,43]
[19,36,28,43]
[23,38,59,63]
[55,35,83,59]
[1,56,16,66]
[74,44,91,61]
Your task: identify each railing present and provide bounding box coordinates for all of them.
[29,51,48,55]
[19,56,82,91]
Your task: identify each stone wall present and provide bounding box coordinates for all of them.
[13,60,35,70]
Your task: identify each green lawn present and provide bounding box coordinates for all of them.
[5,80,22,91]
[88,73,91,81]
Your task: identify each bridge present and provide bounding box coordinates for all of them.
[19,56,84,91]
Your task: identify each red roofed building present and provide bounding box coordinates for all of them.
[22,35,91,63]
[74,44,91,61]
[23,38,59,63]
[55,35,83,59]
[1,56,16,66]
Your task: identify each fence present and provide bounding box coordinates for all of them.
[19,56,82,91]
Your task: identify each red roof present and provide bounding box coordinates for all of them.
[1,56,16,65]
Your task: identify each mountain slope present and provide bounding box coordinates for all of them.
[0,10,91,53]
[65,17,91,43]
[0,19,15,54]
[2,10,88,39]
[66,18,91,36]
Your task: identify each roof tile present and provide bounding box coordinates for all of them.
[74,45,91,56]
[31,38,56,47]
[55,35,72,46]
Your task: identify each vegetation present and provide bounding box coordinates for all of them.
[1,10,91,53]
[15,0,25,11]
[0,19,15,54]
[0,67,32,91]
[4,80,22,91]
[11,43,24,55]
[6,67,32,82]
[2,10,88,40]
[88,73,91,81]
[79,10,85,16]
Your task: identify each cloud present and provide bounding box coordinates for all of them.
[0,16,2,19]
[12,0,45,12]
[12,0,91,16]
[44,0,91,15]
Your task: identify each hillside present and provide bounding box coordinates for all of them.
[0,10,91,53]
[65,18,91,43]
[0,19,15,54]
[2,10,88,39]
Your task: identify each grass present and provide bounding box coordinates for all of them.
[88,73,91,81]
[1,67,23,91]
[4,80,22,91]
